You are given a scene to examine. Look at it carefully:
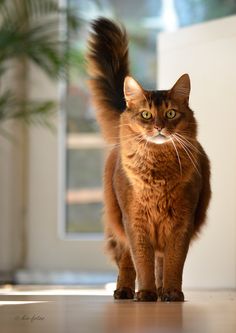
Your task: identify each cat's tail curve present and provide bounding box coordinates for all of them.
[86,18,129,143]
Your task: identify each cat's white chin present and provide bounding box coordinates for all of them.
[146,134,170,145]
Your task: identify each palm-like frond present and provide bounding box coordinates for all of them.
[0,90,56,127]
[0,0,80,78]
[0,0,81,126]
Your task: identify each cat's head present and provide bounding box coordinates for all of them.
[123,74,197,145]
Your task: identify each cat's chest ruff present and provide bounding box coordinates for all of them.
[123,154,174,189]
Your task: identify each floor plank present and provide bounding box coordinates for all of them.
[0,286,236,333]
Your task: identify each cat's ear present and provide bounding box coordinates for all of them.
[170,74,190,103]
[124,76,146,108]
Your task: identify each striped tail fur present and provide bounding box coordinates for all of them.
[86,18,129,143]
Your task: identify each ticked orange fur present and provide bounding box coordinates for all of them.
[87,18,211,302]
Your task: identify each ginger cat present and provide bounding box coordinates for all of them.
[87,18,211,302]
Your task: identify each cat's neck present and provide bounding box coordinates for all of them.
[119,127,199,188]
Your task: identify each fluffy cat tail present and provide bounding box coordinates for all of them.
[86,18,129,143]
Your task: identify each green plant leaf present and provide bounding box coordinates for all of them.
[0,0,80,77]
[0,0,80,127]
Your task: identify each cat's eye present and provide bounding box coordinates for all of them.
[166,109,176,119]
[141,110,152,120]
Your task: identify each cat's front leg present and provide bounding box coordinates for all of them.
[161,230,191,302]
[126,220,157,302]
[155,255,164,297]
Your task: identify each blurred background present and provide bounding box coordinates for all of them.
[0,0,236,287]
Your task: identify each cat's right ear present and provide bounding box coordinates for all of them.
[170,74,191,103]
[124,76,145,108]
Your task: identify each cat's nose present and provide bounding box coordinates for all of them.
[154,126,162,132]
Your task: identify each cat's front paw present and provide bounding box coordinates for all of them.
[114,287,135,300]
[161,288,184,302]
[135,290,157,302]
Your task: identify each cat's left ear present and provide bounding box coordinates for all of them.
[170,74,190,103]
[124,76,146,108]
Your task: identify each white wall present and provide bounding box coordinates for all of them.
[0,122,24,271]
[158,16,236,288]
[0,66,27,272]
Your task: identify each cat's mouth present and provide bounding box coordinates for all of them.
[145,133,171,145]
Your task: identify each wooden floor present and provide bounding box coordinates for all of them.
[0,286,236,333]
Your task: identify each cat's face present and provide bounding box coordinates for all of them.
[123,74,197,145]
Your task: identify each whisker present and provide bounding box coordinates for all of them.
[145,138,151,161]
[173,135,201,176]
[109,133,143,140]
[106,134,144,148]
[117,123,132,128]
[173,135,199,165]
[175,131,198,144]
[131,136,150,163]
[170,136,182,177]
[139,137,149,160]
[174,136,198,154]
[175,131,195,140]
[175,133,202,155]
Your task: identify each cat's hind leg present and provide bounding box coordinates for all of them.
[114,247,136,300]
[104,148,136,299]
[106,237,136,299]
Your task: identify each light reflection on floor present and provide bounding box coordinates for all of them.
[0,300,50,306]
[0,283,115,296]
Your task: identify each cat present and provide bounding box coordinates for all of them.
[86,18,211,302]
